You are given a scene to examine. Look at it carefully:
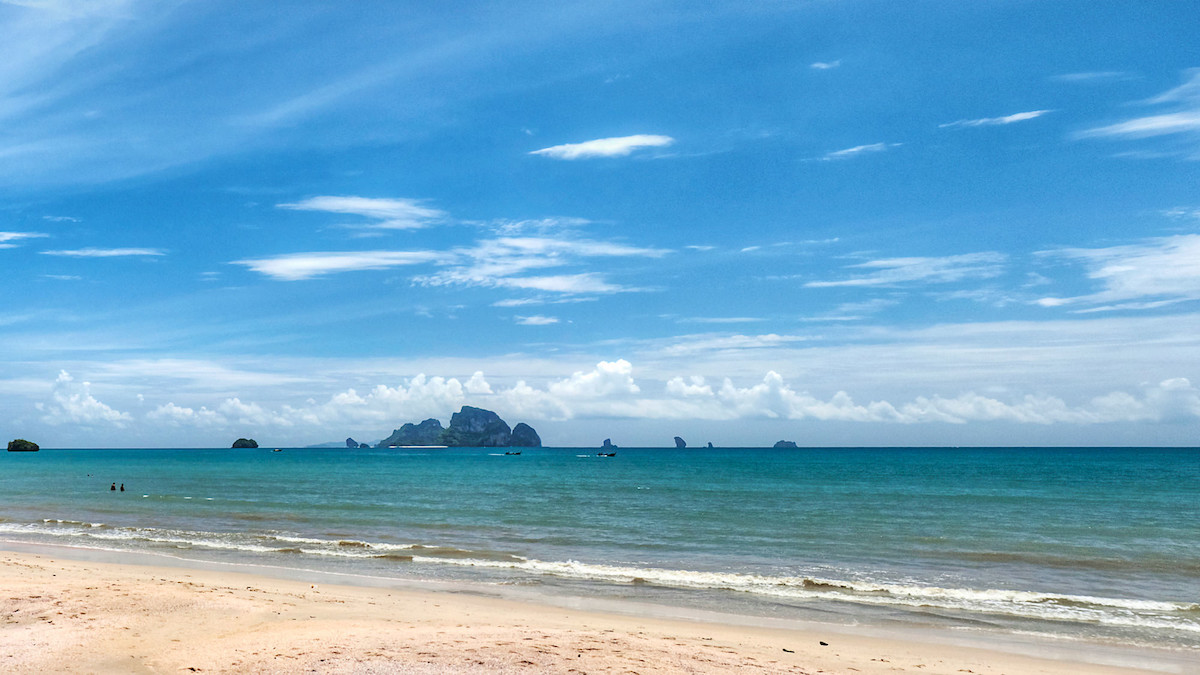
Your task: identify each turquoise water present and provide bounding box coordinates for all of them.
[2,447,1197,651]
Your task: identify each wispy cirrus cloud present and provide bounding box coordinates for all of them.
[40,247,164,257]
[674,316,765,325]
[514,315,559,325]
[530,134,674,160]
[1051,71,1133,83]
[1077,69,1200,157]
[278,196,446,230]
[1035,233,1200,311]
[233,250,444,281]
[416,236,670,295]
[0,231,47,248]
[806,252,1006,288]
[820,142,901,160]
[810,60,840,70]
[939,109,1052,129]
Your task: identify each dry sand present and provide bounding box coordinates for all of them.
[0,550,1186,674]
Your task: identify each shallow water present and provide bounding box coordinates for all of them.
[2,446,1197,651]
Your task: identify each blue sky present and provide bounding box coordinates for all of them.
[3,0,1199,447]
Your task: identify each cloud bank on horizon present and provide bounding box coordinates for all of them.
[1,0,1198,447]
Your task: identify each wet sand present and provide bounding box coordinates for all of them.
[0,550,1182,674]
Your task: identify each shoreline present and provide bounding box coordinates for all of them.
[1,545,1192,674]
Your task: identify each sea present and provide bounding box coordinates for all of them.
[2,446,1197,660]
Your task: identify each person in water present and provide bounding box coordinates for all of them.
[120,483,125,492]
[110,483,116,491]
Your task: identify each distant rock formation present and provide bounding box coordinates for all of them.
[378,419,445,447]
[232,438,258,448]
[7,439,39,452]
[441,406,513,447]
[345,437,358,448]
[510,422,542,447]
[707,442,714,448]
[674,436,686,448]
[601,438,617,450]
[378,407,541,448]
[773,440,798,449]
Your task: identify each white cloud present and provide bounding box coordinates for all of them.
[0,231,47,248]
[676,317,764,324]
[416,235,669,294]
[40,247,164,257]
[1081,112,1200,139]
[1035,233,1200,310]
[500,274,621,294]
[36,370,131,426]
[464,371,492,394]
[530,134,674,160]
[1077,69,1200,156]
[1051,71,1132,83]
[810,60,841,70]
[515,315,559,325]
[233,250,443,281]
[24,348,1200,445]
[652,333,809,359]
[277,196,445,230]
[548,359,641,399]
[820,142,900,160]
[806,252,1006,288]
[939,109,1052,128]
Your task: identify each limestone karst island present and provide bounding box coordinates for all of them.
[378,406,541,448]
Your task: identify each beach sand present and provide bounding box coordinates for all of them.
[0,550,1181,674]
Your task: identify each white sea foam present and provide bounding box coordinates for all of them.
[3,520,1196,635]
[408,556,1200,633]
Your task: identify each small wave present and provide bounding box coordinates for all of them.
[408,545,525,563]
[372,553,414,562]
[404,556,1200,633]
[41,519,107,529]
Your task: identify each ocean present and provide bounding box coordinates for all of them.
[2,446,1197,655]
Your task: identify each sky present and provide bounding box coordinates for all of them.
[2,0,1199,448]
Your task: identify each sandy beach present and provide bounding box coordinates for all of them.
[1,549,1185,675]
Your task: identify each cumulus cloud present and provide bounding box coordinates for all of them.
[530,134,674,160]
[820,142,901,160]
[85,359,1200,442]
[806,252,1006,288]
[40,247,164,257]
[1035,233,1200,311]
[233,250,443,281]
[939,109,1052,128]
[277,196,446,230]
[36,370,131,426]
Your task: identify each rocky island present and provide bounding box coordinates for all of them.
[7,439,39,452]
[773,440,798,449]
[378,406,541,448]
[232,438,259,448]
